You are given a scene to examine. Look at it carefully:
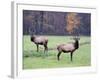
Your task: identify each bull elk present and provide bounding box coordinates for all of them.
[31,35,48,53]
[57,37,80,61]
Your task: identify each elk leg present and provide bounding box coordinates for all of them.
[45,41,48,52]
[44,45,48,52]
[57,52,61,61]
[44,41,48,51]
[36,44,39,52]
[44,44,48,56]
[70,52,73,61]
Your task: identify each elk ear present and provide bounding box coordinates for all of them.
[70,36,76,40]
[72,36,80,40]
[77,37,80,40]
[72,37,77,40]
[76,36,80,40]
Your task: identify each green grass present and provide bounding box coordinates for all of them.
[23,35,91,69]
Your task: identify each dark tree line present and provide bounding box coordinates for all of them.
[23,10,91,36]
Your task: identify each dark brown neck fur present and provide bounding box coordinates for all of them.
[74,40,79,49]
[31,36,35,42]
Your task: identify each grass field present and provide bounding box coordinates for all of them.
[23,35,91,69]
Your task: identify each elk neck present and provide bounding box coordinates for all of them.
[31,35,36,42]
[74,40,79,49]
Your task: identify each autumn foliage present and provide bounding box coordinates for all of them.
[66,12,81,34]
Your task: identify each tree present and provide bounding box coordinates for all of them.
[66,12,81,35]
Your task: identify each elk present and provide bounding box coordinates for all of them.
[31,35,48,53]
[57,37,80,61]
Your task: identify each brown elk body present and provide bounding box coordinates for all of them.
[31,35,48,52]
[57,38,79,61]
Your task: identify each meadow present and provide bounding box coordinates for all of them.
[23,35,91,69]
